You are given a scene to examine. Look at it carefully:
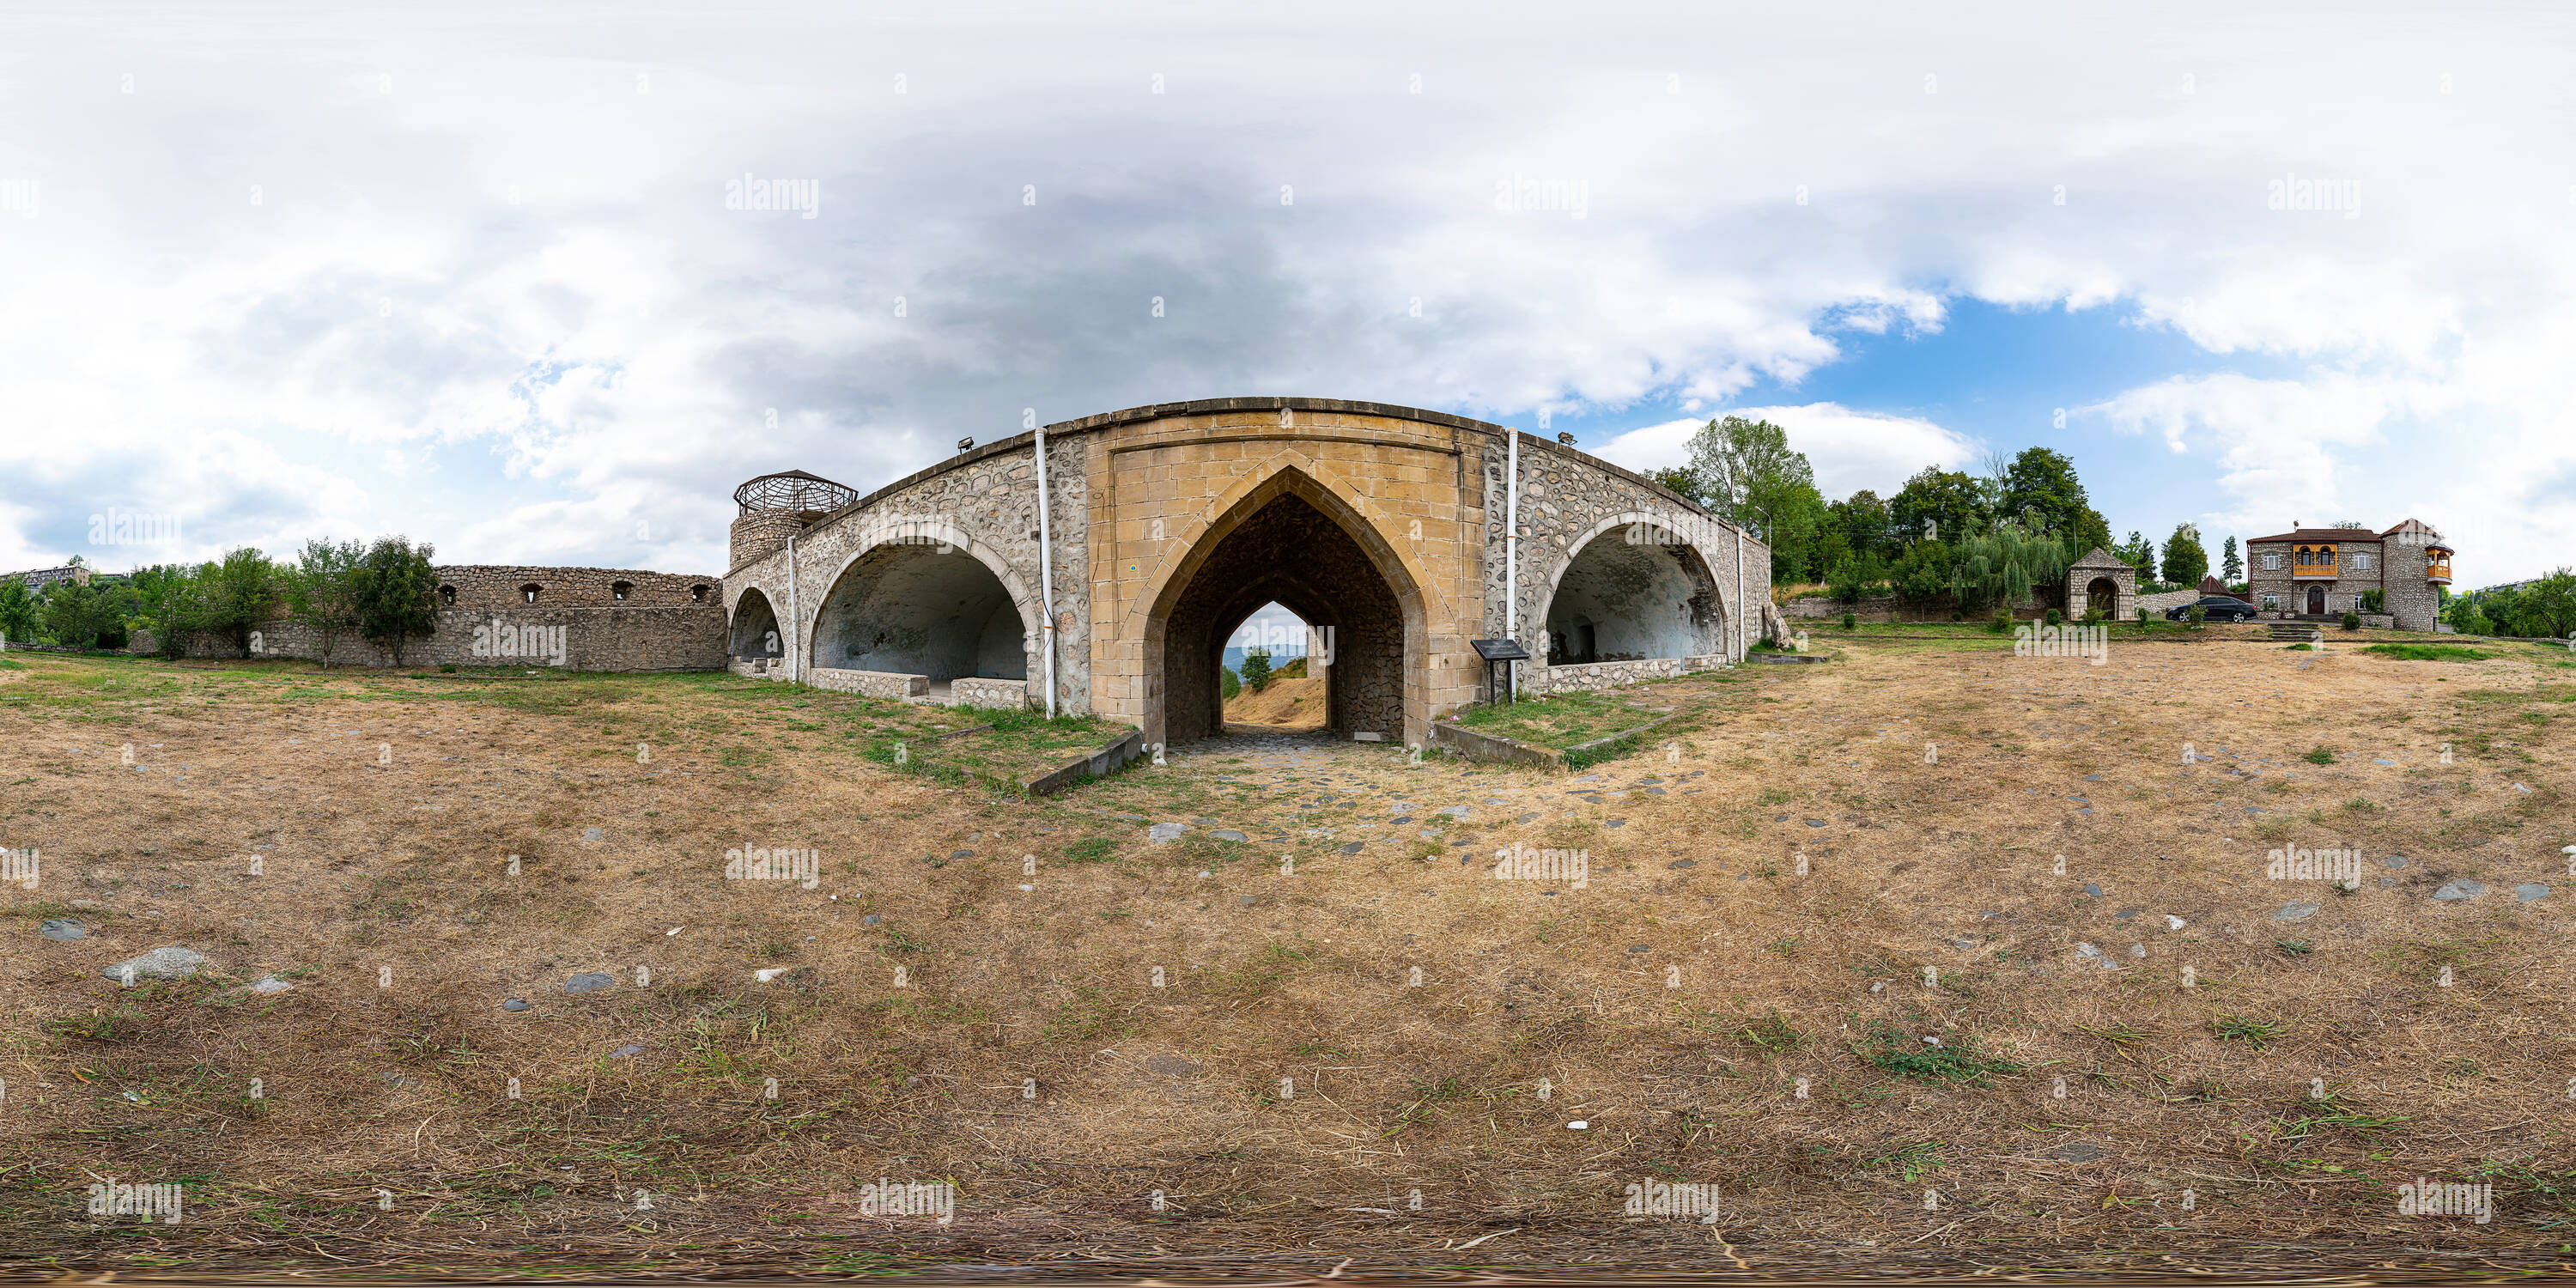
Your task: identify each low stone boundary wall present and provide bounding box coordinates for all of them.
[805,667,927,699]
[128,605,724,672]
[730,659,784,679]
[1526,653,1728,696]
[951,677,1032,709]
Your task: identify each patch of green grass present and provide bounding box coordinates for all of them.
[2302,746,2336,765]
[2361,643,2494,662]
[1854,1024,2024,1088]
[1060,834,1121,864]
[1868,1139,1946,1182]
[2281,642,2312,651]
[1449,690,1666,753]
[2276,939,2313,955]
[2209,1014,2285,1050]
[1733,1011,1806,1053]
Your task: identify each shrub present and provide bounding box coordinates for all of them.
[1949,611,1963,622]
[1986,611,2011,635]
[1221,666,1241,701]
[2044,607,2062,626]
[1840,611,1856,630]
[2081,607,2104,624]
[2186,605,2207,627]
[2340,611,2362,631]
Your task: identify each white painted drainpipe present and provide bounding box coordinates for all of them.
[1035,423,1059,717]
[1504,428,1521,699]
[786,534,800,684]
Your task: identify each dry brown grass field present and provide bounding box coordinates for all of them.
[2,631,2571,1279]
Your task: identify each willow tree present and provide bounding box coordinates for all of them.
[1948,526,2069,613]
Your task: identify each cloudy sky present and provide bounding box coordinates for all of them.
[4,1,2572,594]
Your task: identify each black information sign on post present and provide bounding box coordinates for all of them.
[1471,637,1531,706]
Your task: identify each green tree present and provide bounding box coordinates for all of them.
[1684,416,1817,547]
[284,538,367,668]
[1950,526,2071,613]
[1889,540,1956,605]
[2160,523,2209,586]
[0,579,34,644]
[1889,466,1987,545]
[355,536,441,666]
[2114,531,2156,577]
[1239,647,1273,693]
[1996,447,2112,553]
[1827,551,1888,605]
[201,547,284,657]
[1648,467,1710,507]
[1830,489,1895,562]
[128,562,211,658]
[40,578,119,647]
[2518,569,2576,639]
[2221,535,2243,582]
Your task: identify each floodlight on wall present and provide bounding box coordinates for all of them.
[1556,431,1575,446]
[957,436,975,453]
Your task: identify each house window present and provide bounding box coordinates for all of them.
[2261,593,2279,610]
[611,580,633,602]
[521,584,541,604]
[2262,553,2281,571]
[2350,552,2372,570]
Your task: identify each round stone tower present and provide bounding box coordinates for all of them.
[730,469,860,569]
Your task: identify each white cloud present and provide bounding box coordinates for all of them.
[1594,404,1978,501]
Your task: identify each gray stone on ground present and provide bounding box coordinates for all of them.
[40,919,87,942]
[1149,822,1189,842]
[2274,899,2320,921]
[2073,943,2118,969]
[2383,854,2408,868]
[564,971,616,994]
[2083,884,2104,897]
[861,914,881,927]
[1210,829,1248,842]
[2515,883,2549,902]
[1145,1054,1203,1077]
[1339,841,1364,854]
[611,1043,645,1058]
[1438,805,1470,817]
[100,946,205,981]
[1236,895,1259,906]
[582,827,605,841]
[249,975,292,993]
[501,999,531,1012]
[2432,880,2486,902]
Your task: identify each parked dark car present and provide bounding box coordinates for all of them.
[2166,595,2259,622]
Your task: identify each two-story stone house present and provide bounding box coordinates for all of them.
[2245,519,2451,630]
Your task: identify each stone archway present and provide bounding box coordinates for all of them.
[1140,465,1422,746]
[2085,576,2119,617]
[1537,516,1728,665]
[811,536,1037,692]
[729,587,782,663]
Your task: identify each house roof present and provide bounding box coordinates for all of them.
[2249,527,2383,544]
[2069,547,2133,568]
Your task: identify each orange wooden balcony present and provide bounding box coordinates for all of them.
[2290,562,2337,579]
[2426,554,2452,582]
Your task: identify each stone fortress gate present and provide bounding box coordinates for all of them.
[722,398,1770,749]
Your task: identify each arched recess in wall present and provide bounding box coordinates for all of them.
[1535,513,1728,664]
[729,587,782,659]
[808,532,1038,683]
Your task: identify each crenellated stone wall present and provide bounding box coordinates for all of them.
[435,566,719,611]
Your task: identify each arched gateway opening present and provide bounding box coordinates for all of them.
[2085,576,2119,617]
[811,542,1031,695]
[1541,525,1727,665]
[1149,477,1414,745]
